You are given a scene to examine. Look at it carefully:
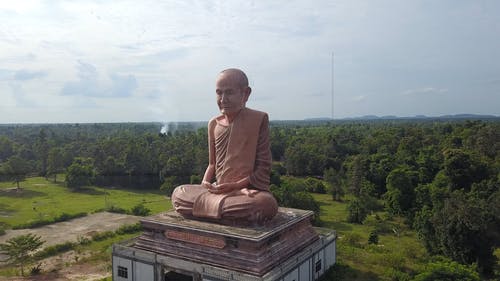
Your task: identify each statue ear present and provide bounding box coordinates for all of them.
[243,86,251,102]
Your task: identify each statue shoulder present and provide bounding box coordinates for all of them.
[243,108,268,121]
[208,115,225,127]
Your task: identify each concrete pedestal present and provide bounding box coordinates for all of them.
[112,208,336,281]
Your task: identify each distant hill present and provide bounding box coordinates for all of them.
[305,114,499,121]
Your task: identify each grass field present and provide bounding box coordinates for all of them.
[0,177,170,229]
[0,177,168,279]
[315,193,450,280]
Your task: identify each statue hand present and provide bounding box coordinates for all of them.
[201,181,213,190]
[209,182,238,194]
[241,188,258,197]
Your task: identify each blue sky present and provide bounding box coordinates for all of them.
[0,0,499,123]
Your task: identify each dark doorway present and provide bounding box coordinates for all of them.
[164,271,193,281]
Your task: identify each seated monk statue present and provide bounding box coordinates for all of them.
[171,68,278,224]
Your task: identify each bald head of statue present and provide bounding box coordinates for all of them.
[215,68,252,118]
[219,68,249,87]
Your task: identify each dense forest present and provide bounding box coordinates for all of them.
[0,119,499,277]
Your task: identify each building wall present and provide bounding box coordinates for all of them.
[134,261,155,281]
[113,256,132,281]
[299,259,311,281]
[113,232,336,281]
[283,267,299,281]
[313,249,325,279]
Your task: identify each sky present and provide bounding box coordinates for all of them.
[0,0,499,123]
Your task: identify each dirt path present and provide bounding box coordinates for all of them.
[0,212,141,280]
[0,212,140,248]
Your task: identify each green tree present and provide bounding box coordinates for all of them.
[34,128,49,176]
[395,134,422,167]
[368,230,379,245]
[66,157,95,188]
[304,177,326,193]
[270,183,321,225]
[466,123,500,159]
[346,155,366,196]
[415,146,441,184]
[190,174,202,184]
[384,166,418,218]
[3,156,30,190]
[346,198,368,224]
[324,167,344,201]
[413,205,439,254]
[284,141,326,176]
[160,176,178,196]
[432,191,498,275]
[412,257,479,281]
[46,147,64,183]
[367,152,394,197]
[270,127,286,161]
[443,149,488,192]
[0,233,44,276]
[0,136,14,162]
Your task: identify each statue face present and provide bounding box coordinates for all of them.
[215,73,250,115]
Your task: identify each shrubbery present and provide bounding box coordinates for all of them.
[35,241,76,259]
[13,212,87,229]
[105,205,128,214]
[412,257,479,281]
[131,204,151,216]
[91,231,116,241]
[342,232,363,248]
[100,203,151,216]
[271,185,321,225]
[368,230,379,245]
[304,177,327,193]
[160,176,178,196]
[115,223,142,235]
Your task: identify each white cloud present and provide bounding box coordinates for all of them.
[60,60,137,98]
[352,95,366,102]
[0,1,41,13]
[402,87,449,96]
[14,69,47,80]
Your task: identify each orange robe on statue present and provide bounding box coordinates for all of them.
[171,108,278,223]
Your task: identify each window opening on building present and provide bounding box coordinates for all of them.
[117,266,128,278]
[315,260,322,272]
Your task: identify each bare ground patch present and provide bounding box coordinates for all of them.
[0,212,140,280]
[0,250,109,281]
[0,212,140,248]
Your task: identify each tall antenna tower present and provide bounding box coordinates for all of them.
[331,51,334,121]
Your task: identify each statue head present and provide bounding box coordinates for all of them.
[215,68,252,116]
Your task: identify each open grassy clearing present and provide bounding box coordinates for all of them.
[313,193,430,280]
[0,177,170,229]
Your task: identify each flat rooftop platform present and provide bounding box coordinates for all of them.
[140,207,315,242]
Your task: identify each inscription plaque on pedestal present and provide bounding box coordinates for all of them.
[165,230,226,249]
